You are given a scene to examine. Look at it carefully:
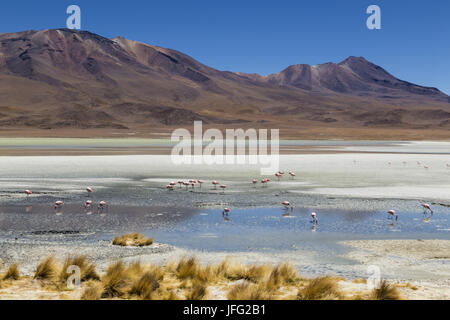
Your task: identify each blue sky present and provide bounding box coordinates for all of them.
[0,0,449,94]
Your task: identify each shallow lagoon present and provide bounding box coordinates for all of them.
[0,140,448,253]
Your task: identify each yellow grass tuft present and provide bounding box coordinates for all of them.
[129,271,160,299]
[34,257,59,280]
[266,263,299,290]
[81,284,103,300]
[59,255,100,286]
[3,264,20,281]
[227,281,273,300]
[395,282,418,291]
[101,261,130,298]
[176,257,199,280]
[298,276,342,300]
[370,280,402,300]
[352,278,367,284]
[112,233,154,247]
[185,280,208,300]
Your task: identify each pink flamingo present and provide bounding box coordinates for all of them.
[275,172,282,181]
[98,201,108,211]
[311,212,318,224]
[423,165,429,169]
[222,207,231,216]
[178,180,184,188]
[197,180,204,188]
[289,171,296,179]
[166,185,174,190]
[220,184,227,192]
[86,187,94,194]
[54,201,64,210]
[281,201,290,208]
[85,200,93,209]
[420,203,433,214]
[252,179,257,187]
[25,190,33,197]
[212,181,219,190]
[183,182,190,190]
[281,201,294,211]
[387,210,398,221]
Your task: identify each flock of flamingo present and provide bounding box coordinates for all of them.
[24,187,108,213]
[162,166,437,226]
[21,161,441,224]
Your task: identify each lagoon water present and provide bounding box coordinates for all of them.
[0,140,449,271]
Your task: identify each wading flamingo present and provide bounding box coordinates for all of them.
[281,201,290,209]
[98,201,108,211]
[212,181,219,190]
[197,180,204,188]
[281,201,293,212]
[25,190,33,197]
[275,172,282,181]
[166,185,174,190]
[387,210,398,221]
[289,172,296,179]
[54,201,64,210]
[252,179,258,187]
[85,200,93,209]
[311,212,318,224]
[86,187,94,194]
[220,184,227,192]
[420,203,433,214]
[222,208,231,216]
[178,181,184,188]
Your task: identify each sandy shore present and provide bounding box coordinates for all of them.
[340,239,450,300]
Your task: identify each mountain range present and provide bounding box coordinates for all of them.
[0,28,449,138]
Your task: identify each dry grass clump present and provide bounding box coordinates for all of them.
[3,264,20,281]
[195,264,217,283]
[101,261,130,298]
[59,255,100,286]
[216,260,249,280]
[34,257,59,280]
[227,281,273,300]
[298,276,342,300]
[370,280,402,300]
[176,257,200,280]
[129,271,161,299]
[352,278,367,284]
[185,280,208,300]
[81,284,103,300]
[395,282,418,291]
[266,263,299,290]
[112,233,154,247]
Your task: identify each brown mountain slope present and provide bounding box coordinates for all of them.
[0,28,449,139]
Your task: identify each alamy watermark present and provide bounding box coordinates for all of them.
[366,5,381,30]
[66,265,81,289]
[66,5,81,30]
[367,265,381,290]
[171,121,279,175]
